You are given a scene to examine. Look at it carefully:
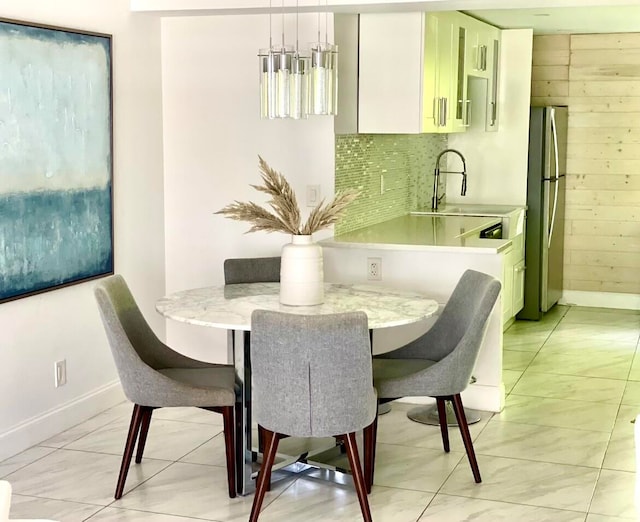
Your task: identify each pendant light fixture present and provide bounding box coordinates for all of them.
[309,0,338,116]
[259,0,309,120]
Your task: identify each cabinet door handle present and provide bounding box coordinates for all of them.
[481,45,488,71]
[438,97,447,127]
[463,99,472,127]
[490,101,497,125]
[515,266,526,273]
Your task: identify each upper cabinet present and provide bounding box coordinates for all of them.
[357,11,501,134]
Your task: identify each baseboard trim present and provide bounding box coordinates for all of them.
[560,291,640,311]
[0,380,125,462]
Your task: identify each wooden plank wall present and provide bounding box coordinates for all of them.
[532,33,640,295]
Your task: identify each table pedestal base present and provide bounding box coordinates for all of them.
[407,403,482,426]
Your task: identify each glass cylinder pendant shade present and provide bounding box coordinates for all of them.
[309,42,338,116]
[259,47,309,120]
[289,54,310,119]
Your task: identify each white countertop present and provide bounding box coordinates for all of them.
[321,214,512,254]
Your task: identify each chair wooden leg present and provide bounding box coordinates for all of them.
[221,406,237,498]
[249,428,280,522]
[134,407,154,464]
[363,415,378,494]
[451,394,481,483]
[343,432,373,522]
[115,404,145,499]
[436,397,450,453]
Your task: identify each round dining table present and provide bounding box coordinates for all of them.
[156,282,438,496]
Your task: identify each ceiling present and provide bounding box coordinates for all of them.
[465,5,640,34]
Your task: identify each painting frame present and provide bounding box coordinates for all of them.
[0,18,114,304]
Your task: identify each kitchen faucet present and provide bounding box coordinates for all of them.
[432,149,467,211]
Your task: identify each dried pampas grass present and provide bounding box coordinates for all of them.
[216,156,359,235]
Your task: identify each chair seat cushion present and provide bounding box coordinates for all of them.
[157,367,236,406]
[372,358,437,399]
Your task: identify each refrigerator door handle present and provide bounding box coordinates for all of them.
[548,108,560,248]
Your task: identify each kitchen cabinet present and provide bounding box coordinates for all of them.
[358,11,500,134]
[502,232,525,328]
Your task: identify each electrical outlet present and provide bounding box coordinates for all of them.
[54,360,67,388]
[367,257,382,281]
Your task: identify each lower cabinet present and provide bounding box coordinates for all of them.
[502,233,525,329]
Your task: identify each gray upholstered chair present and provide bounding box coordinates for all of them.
[249,310,377,522]
[223,256,281,285]
[94,275,237,499]
[372,269,501,486]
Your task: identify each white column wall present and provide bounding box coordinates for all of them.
[0,1,165,460]
[161,14,336,362]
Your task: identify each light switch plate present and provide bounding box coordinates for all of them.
[306,185,321,207]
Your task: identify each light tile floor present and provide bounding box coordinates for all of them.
[3,305,640,521]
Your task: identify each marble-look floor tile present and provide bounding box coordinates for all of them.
[540,337,637,354]
[503,370,522,394]
[441,455,599,512]
[622,381,640,406]
[179,432,235,468]
[86,507,213,521]
[375,402,491,453]
[563,306,640,321]
[10,494,102,521]
[495,395,618,432]
[115,461,272,521]
[527,350,632,380]
[151,406,224,426]
[372,442,464,492]
[503,332,548,352]
[6,449,170,505]
[258,480,433,522]
[66,417,220,462]
[503,350,537,371]
[602,423,634,473]
[419,493,586,521]
[550,323,639,344]
[473,421,609,467]
[505,321,556,336]
[41,401,133,448]
[586,514,637,522]
[627,353,640,382]
[589,469,637,519]
[512,371,626,404]
[0,446,56,478]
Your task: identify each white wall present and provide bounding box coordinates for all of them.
[448,29,533,207]
[0,0,165,460]
[161,14,336,361]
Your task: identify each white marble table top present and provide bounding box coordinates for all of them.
[156,282,439,331]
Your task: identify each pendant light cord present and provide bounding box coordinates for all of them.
[269,0,273,49]
[281,0,285,49]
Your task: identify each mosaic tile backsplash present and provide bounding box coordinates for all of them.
[335,133,447,235]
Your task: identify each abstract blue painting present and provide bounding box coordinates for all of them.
[0,19,113,303]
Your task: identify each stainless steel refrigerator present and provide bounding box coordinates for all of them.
[518,106,568,320]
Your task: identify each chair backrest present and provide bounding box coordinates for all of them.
[428,269,501,391]
[386,269,501,394]
[251,310,377,438]
[94,275,198,404]
[224,257,281,284]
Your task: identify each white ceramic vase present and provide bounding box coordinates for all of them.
[279,234,324,306]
